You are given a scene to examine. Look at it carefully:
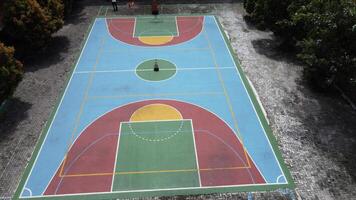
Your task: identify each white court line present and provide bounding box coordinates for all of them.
[276,174,286,183]
[121,119,191,124]
[74,67,236,74]
[175,16,180,37]
[246,76,269,124]
[213,16,287,182]
[111,123,122,192]
[101,47,211,52]
[106,15,201,20]
[20,182,288,199]
[19,18,99,198]
[190,121,202,187]
[104,7,108,17]
[96,6,102,17]
[88,92,223,100]
[132,17,136,38]
[24,188,32,196]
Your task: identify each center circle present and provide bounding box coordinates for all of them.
[136,59,177,81]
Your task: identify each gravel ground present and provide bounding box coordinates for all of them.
[1,1,356,200]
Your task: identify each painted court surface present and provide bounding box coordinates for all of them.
[14,15,293,199]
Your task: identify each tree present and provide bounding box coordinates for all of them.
[2,0,64,53]
[243,0,356,95]
[0,42,23,103]
[296,0,356,90]
[61,0,74,17]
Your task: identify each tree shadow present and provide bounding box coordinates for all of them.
[243,15,261,31]
[251,38,301,65]
[23,36,70,72]
[293,80,356,195]
[63,0,90,25]
[0,98,31,140]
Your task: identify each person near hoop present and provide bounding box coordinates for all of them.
[151,0,159,15]
[112,0,118,11]
[128,0,135,8]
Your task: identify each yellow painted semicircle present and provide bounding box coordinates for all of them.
[130,104,182,122]
[138,36,173,45]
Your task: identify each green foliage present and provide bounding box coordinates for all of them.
[296,0,356,90]
[244,0,356,97]
[0,42,23,103]
[2,0,64,53]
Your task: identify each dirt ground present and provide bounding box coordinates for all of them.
[1,1,355,199]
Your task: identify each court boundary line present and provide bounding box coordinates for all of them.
[175,16,180,37]
[14,18,99,199]
[88,92,223,99]
[41,156,66,195]
[213,16,294,186]
[104,14,207,19]
[111,123,122,192]
[190,121,202,187]
[132,17,136,38]
[47,33,107,196]
[74,67,236,74]
[19,182,290,199]
[246,76,269,124]
[104,7,108,17]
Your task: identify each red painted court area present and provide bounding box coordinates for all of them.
[45,100,265,195]
[107,16,203,46]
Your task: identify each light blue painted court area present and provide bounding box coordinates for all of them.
[15,15,293,200]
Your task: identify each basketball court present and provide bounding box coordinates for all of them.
[14,15,294,199]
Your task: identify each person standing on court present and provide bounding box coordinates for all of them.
[112,0,118,12]
[151,0,159,15]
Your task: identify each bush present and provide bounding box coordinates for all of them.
[295,0,356,90]
[0,42,23,103]
[244,0,356,97]
[2,0,64,53]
